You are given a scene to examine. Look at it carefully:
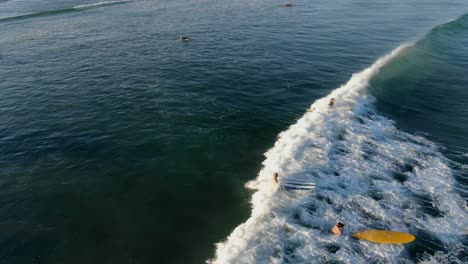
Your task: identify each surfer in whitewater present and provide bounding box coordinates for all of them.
[273,172,279,184]
[331,222,344,235]
[328,98,335,107]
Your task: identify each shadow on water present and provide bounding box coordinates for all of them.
[406,229,448,261]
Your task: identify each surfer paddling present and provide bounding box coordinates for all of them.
[331,222,344,235]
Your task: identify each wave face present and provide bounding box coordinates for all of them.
[210,17,468,264]
[0,1,129,22]
[370,13,468,163]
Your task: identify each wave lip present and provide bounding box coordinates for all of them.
[0,0,129,22]
[209,42,467,263]
[73,0,130,9]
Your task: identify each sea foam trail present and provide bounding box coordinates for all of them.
[0,0,129,22]
[209,44,468,263]
[74,0,130,9]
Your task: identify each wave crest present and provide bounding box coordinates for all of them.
[0,0,129,22]
[209,44,467,263]
[74,0,130,9]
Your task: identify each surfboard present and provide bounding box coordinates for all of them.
[353,230,415,244]
[281,180,316,187]
[281,182,316,190]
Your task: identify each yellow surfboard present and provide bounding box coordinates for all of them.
[353,230,416,244]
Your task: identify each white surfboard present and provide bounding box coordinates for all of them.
[281,182,316,190]
[281,180,316,187]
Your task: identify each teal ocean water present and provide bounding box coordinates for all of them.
[0,0,467,263]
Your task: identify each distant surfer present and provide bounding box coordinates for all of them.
[284,3,293,7]
[328,98,335,107]
[331,222,344,235]
[308,107,315,112]
[273,172,279,184]
[180,35,189,41]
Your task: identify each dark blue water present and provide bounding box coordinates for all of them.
[0,0,467,263]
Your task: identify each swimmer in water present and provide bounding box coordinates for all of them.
[331,222,344,235]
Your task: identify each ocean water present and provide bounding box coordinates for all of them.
[0,0,467,263]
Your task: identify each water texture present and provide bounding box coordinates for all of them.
[0,0,467,263]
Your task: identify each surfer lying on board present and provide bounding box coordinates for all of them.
[331,222,344,235]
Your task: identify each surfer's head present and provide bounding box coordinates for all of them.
[273,172,279,183]
[331,222,344,235]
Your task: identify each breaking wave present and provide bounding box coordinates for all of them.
[73,0,131,9]
[209,28,468,263]
[0,0,129,22]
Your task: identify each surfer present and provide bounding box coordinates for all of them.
[284,3,293,7]
[180,35,189,41]
[273,172,279,184]
[328,98,335,107]
[331,222,344,235]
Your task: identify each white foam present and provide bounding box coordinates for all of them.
[209,44,468,263]
[74,0,129,9]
